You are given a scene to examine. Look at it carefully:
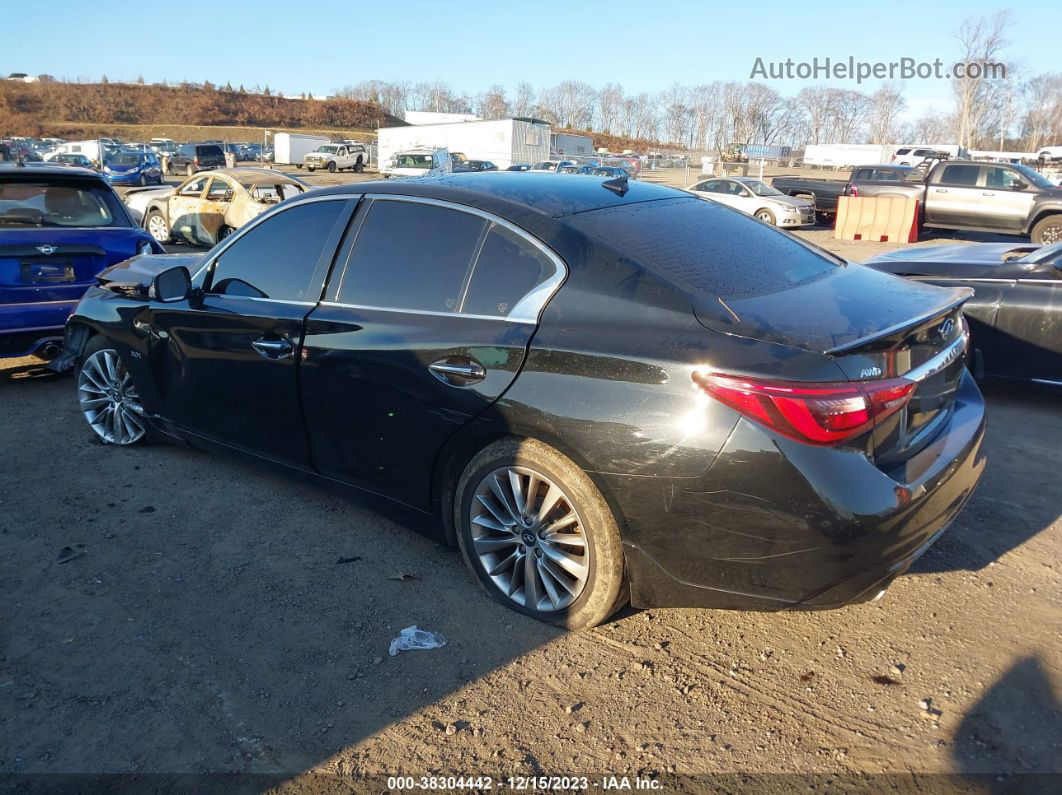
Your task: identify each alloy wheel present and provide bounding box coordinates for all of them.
[469,466,589,612]
[78,349,146,445]
[147,215,169,242]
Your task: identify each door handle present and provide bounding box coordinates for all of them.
[982,192,996,196]
[251,336,293,360]
[933,188,948,193]
[429,357,486,385]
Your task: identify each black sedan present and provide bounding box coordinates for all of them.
[452,160,498,173]
[865,241,1062,385]
[53,173,986,628]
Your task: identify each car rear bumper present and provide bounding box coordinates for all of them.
[0,300,77,356]
[610,369,987,610]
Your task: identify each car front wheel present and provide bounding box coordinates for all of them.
[755,208,777,225]
[145,210,171,243]
[455,438,626,629]
[1031,215,1062,244]
[77,337,146,446]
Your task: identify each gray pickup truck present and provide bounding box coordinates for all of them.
[850,160,1062,244]
[771,164,915,219]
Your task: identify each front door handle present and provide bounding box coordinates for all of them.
[982,191,996,196]
[933,188,948,193]
[251,336,293,360]
[429,357,486,385]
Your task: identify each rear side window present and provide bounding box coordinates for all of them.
[335,200,486,312]
[895,148,911,155]
[565,197,837,300]
[208,199,346,301]
[462,224,554,317]
[939,165,980,186]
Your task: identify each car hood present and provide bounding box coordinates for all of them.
[95,252,204,295]
[765,194,814,209]
[693,261,970,354]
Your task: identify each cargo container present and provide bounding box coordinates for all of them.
[273,132,331,166]
[377,118,551,171]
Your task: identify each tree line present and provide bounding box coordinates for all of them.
[337,12,1059,153]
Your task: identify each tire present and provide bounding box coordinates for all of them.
[76,335,147,446]
[327,161,336,173]
[1030,215,1062,244]
[354,157,364,173]
[138,173,147,187]
[755,208,777,225]
[145,210,171,244]
[185,164,194,177]
[217,225,235,242]
[454,437,626,629]
[307,165,315,172]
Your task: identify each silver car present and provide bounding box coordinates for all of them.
[688,176,816,227]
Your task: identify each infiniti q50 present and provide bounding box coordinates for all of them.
[53,173,986,628]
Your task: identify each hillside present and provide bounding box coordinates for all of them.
[0,81,403,139]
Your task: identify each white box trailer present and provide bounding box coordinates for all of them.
[274,132,331,166]
[803,144,892,168]
[377,118,551,171]
[551,132,594,157]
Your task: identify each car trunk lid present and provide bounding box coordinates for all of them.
[694,263,971,465]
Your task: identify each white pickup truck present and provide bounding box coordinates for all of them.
[302,143,366,173]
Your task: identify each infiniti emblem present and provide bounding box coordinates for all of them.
[37,244,58,255]
[938,318,954,340]
[521,531,536,546]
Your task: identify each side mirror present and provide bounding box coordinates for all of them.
[150,265,191,303]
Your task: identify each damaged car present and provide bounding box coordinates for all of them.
[126,168,310,246]
[54,174,986,628]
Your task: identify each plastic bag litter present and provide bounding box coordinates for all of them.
[389,625,448,656]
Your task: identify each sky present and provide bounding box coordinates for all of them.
[5,0,1056,121]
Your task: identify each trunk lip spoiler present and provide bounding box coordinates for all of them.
[825,287,973,356]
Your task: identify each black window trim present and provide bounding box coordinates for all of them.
[192,194,356,305]
[321,194,568,325]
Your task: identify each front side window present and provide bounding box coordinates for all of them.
[984,167,1024,190]
[179,177,208,196]
[208,200,346,301]
[335,200,486,312]
[462,224,554,317]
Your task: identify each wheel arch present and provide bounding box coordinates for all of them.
[1027,208,1062,235]
[430,421,629,549]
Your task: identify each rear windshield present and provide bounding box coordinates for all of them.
[564,197,839,300]
[197,145,223,157]
[0,179,130,228]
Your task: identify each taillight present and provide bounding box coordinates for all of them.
[692,372,915,446]
[193,158,199,167]
[849,184,859,197]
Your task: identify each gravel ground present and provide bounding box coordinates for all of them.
[1,168,1059,788]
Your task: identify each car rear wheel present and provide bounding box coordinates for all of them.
[755,208,777,225]
[185,164,194,177]
[327,161,337,173]
[354,158,364,173]
[77,337,146,446]
[455,438,626,629]
[1031,215,1062,244]
[145,210,171,243]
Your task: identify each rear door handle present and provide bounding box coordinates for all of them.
[251,336,293,360]
[429,358,486,385]
[982,192,996,196]
[933,188,948,193]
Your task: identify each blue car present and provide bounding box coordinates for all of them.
[102,152,164,186]
[1,164,161,358]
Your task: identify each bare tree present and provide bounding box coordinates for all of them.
[911,109,953,143]
[1020,72,1062,150]
[512,81,535,118]
[952,11,1012,148]
[475,84,510,120]
[597,83,623,134]
[867,82,906,143]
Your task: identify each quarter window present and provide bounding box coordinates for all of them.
[208,200,346,301]
[335,200,486,312]
[462,224,554,317]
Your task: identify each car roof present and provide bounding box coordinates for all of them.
[206,167,304,185]
[312,171,685,219]
[0,163,106,181]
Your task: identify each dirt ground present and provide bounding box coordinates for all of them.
[2,167,1060,790]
